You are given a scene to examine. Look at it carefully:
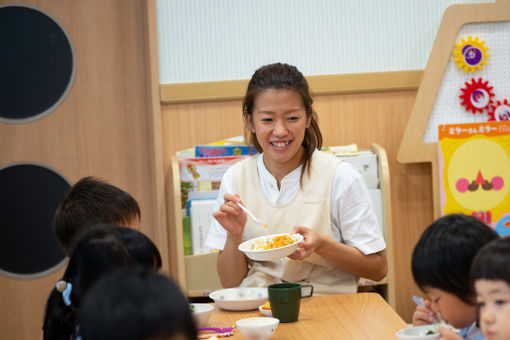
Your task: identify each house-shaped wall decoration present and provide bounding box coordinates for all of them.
[398,0,510,220]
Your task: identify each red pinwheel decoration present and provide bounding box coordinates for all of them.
[459,78,494,114]
[488,99,510,121]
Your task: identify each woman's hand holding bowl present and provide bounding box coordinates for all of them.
[288,226,324,260]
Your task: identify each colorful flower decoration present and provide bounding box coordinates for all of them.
[488,99,510,121]
[453,36,489,73]
[459,78,494,114]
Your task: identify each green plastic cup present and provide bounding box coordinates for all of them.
[268,282,313,323]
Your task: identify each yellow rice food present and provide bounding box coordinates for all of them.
[251,234,296,250]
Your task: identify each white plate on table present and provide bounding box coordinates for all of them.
[238,233,303,261]
[209,287,268,311]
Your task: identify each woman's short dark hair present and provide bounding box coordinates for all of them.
[79,267,196,340]
[53,176,141,255]
[471,236,510,285]
[242,63,322,184]
[411,214,499,304]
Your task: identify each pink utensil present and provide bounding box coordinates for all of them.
[197,326,236,333]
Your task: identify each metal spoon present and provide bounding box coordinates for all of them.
[412,295,425,306]
[235,202,268,228]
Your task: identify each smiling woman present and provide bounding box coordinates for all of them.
[248,89,311,183]
[206,62,387,294]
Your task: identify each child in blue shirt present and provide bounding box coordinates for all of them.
[411,214,499,340]
[470,236,510,340]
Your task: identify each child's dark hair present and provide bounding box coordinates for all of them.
[42,225,163,340]
[42,226,131,340]
[116,226,162,270]
[242,62,322,185]
[471,236,510,285]
[79,267,197,340]
[81,223,162,270]
[53,176,141,255]
[412,213,499,304]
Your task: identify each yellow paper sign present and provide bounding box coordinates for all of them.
[438,121,510,235]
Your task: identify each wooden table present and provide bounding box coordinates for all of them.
[203,293,407,339]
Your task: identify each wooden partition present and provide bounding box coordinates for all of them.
[161,87,434,321]
[0,1,167,339]
[0,3,437,339]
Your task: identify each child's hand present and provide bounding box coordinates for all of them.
[438,326,462,340]
[212,193,247,236]
[412,300,435,326]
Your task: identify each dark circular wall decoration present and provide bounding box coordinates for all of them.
[0,163,70,279]
[0,4,75,124]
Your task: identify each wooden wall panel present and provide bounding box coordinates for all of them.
[0,1,167,339]
[161,90,433,322]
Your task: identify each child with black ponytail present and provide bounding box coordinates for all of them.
[42,224,161,340]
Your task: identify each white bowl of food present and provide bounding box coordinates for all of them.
[236,317,279,340]
[396,325,440,340]
[190,303,214,328]
[238,233,303,261]
[209,287,268,311]
[259,301,272,317]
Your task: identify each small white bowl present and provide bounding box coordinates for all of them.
[396,325,440,340]
[236,317,279,340]
[238,233,303,261]
[190,303,214,328]
[259,304,272,317]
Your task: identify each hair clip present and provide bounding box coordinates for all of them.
[56,280,73,306]
[72,325,82,340]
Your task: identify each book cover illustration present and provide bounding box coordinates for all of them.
[195,145,257,157]
[438,121,510,235]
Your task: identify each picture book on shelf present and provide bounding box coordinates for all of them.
[176,135,249,159]
[178,155,246,208]
[195,145,257,157]
[189,199,216,255]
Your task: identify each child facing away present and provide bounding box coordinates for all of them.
[53,176,141,256]
[79,267,196,340]
[470,236,510,340]
[411,214,499,340]
[42,224,162,340]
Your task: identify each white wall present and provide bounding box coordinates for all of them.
[156,0,493,84]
